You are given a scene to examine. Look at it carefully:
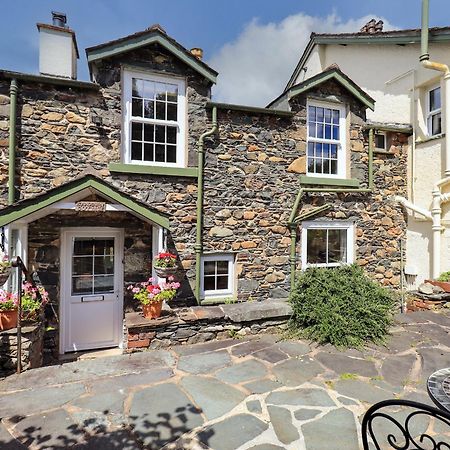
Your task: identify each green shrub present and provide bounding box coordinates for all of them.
[437,271,450,282]
[288,264,396,348]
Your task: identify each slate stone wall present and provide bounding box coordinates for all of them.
[0,56,408,306]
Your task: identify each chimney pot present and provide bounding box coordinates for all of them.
[52,11,67,28]
[190,48,203,60]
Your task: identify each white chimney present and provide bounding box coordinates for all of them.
[37,12,79,79]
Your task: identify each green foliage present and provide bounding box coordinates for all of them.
[437,271,450,282]
[288,264,396,349]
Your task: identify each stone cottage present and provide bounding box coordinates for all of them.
[0,14,408,355]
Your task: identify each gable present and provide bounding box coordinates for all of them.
[86,26,217,84]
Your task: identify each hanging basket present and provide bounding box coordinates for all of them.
[154,266,179,279]
[0,267,11,286]
[142,301,163,319]
[0,309,17,331]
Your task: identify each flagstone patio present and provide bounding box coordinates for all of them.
[0,310,449,449]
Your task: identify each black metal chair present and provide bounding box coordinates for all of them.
[361,399,450,449]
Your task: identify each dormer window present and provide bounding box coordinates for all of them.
[123,70,186,167]
[307,101,346,178]
[427,86,442,137]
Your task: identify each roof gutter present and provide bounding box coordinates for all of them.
[8,79,18,205]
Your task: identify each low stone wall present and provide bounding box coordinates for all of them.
[0,323,44,377]
[125,300,292,350]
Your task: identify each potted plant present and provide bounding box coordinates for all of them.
[21,282,49,323]
[426,271,450,293]
[153,251,178,278]
[0,289,18,331]
[128,277,180,319]
[0,256,12,286]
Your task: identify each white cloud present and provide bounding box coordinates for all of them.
[208,13,395,107]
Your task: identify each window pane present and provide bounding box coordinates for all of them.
[307,158,315,172]
[328,229,347,263]
[167,127,177,144]
[316,123,324,138]
[330,144,338,159]
[332,110,339,124]
[131,142,142,160]
[308,142,314,156]
[155,83,166,101]
[330,159,338,175]
[155,125,165,143]
[131,122,142,141]
[72,276,93,295]
[216,275,228,290]
[166,84,178,102]
[166,145,176,163]
[315,159,323,174]
[324,108,332,124]
[94,256,114,275]
[324,124,331,139]
[430,87,441,111]
[316,107,324,122]
[143,80,155,99]
[94,275,114,293]
[73,257,93,276]
[323,160,330,174]
[73,239,94,256]
[204,276,215,291]
[308,106,316,121]
[332,125,339,140]
[144,143,154,161]
[144,124,154,142]
[307,229,327,264]
[431,113,442,135]
[167,103,177,121]
[132,78,143,98]
[375,133,385,149]
[143,99,154,119]
[217,261,229,274]
[204,261,215,275]
[94,239,114,256]
[155,144,165,162]
[132,98,143,117]
[156,101,165,120]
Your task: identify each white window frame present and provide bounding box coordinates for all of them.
[374,131,387,151]
[301,221,354,270]
[306,100,347,179]
[122,69,186,167]
[200,254,235,300]
[426,84,442,137]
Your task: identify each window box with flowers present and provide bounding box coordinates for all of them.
[128,277,180,319]
[153,251,179,279]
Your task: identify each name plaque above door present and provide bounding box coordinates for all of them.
[75,201,106,212]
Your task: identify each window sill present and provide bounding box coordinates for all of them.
[416,133,445,145]
[108,163,198,177]
[201,296,238,305]
[299,176,360,187]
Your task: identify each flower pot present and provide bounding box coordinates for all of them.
[142,301,163,319]
[154,266,178,279]
[0,267,11,286]
[0,309,17,331]
[425,279,450,293]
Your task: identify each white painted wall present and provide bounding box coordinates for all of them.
[39,28,77,79]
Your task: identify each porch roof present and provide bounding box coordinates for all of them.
[0,175,170,229]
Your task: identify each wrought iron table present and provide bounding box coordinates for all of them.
[428,367,450,412]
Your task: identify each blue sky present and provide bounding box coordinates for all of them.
[1,1,450,105]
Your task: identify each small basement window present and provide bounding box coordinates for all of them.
[201,254,235,299]
[301,221,354,269]
[374,131,387,151]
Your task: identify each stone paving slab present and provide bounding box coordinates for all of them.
[0,311,449,449]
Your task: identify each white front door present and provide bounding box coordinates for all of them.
[60,228,123,353]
